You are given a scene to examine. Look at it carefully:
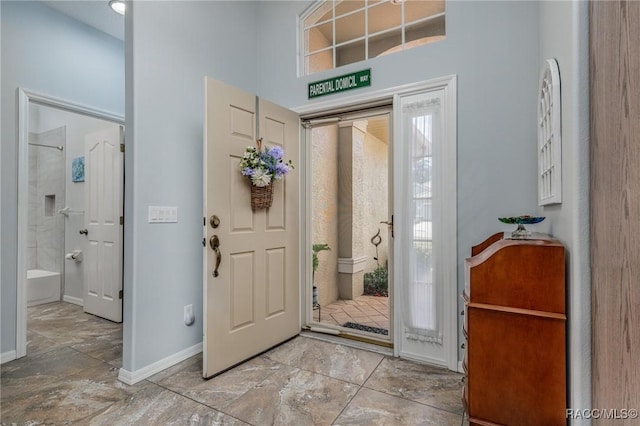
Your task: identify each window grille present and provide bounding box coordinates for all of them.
[301,0,446,76]
[538,58,562,205]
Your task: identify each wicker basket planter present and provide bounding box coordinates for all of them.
[250,184,273,210]
[241,138,292,211]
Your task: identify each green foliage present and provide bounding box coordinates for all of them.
[364,266,388,297]
[312,243,331,274]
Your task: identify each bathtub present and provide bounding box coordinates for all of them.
[27,269,60,307]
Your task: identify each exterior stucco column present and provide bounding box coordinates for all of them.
[337,122,367,299]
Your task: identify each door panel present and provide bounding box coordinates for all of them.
[83,125,123,322]
[203,77,300,378]
[230,159,254,232]
[230,252,255,330]
[266,248,286,316]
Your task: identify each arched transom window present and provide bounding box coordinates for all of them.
[301,0,446,76]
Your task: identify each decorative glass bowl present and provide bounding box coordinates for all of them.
[498,216,545,239]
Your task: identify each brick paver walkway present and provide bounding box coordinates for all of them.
[314,295,389,332]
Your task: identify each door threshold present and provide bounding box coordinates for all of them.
[300,330,393,356]
[306,323,392,347]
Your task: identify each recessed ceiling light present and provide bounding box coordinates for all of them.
[109,0,125,16]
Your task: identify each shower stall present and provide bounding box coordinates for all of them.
[27,127,66,306]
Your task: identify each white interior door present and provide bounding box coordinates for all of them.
[83,125,124,322]
[203,77,300,378]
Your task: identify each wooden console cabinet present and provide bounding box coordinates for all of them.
[462,233,566,426]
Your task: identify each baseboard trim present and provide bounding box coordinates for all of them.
[118,342,202,385]
[1,350,17,364]
[63,295,84,306]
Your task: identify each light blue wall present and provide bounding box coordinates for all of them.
[0,1,124,355]
[538,1,591,420]
[3,1,583,387]
[123,0,258,371]
[256,0,541,360]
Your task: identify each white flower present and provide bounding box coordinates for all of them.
[251,168,272,187]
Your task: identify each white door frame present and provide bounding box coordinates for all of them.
[294,76,458,371]
[15,88,124,358]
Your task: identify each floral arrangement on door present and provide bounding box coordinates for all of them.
[239,138,293,210]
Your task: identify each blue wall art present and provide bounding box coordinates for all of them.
[72,156,85,182]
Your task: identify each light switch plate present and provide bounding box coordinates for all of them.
[148,206,178,223]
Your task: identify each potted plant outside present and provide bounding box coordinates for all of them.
[312,243,330,306]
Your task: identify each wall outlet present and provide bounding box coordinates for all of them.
[184,304,195,326]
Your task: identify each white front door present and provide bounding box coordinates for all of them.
[203,77,300,378]
[83,125,124,322]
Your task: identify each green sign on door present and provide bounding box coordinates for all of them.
[308,69,371,99]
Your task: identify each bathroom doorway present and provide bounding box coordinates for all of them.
[15,90,124,358]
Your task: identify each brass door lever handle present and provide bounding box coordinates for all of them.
[210,235,221,277]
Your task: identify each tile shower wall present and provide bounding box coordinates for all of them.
[27,127,66,277]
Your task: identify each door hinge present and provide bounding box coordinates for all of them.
[119,290,123,299]
[120,216,124,225]
[120,143,125,153]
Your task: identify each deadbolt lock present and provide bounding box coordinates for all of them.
[209,215,220,228]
